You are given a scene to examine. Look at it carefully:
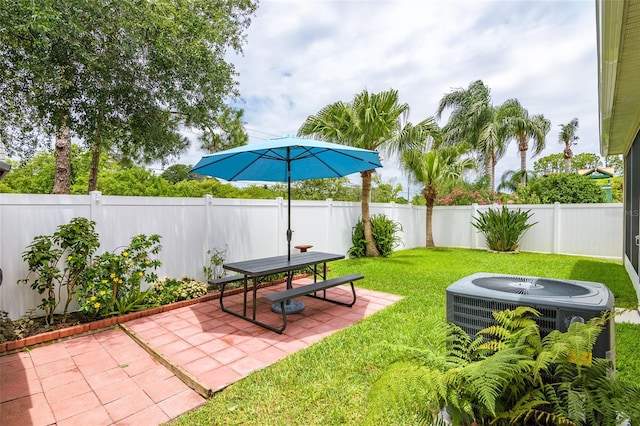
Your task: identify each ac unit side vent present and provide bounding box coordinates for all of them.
[451,295,558,336]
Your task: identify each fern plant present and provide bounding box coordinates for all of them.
[366,307,640,425]
[472,206,537,252]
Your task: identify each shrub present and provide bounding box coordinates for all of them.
[78,234,162,318]
[523,174,606,204]
[472,206,537,252]
[145,277,208,306]
[19,217,100,325]
[348,214,403,258]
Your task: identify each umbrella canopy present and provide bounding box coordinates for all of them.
[190,135,382,182]
[190,135,382,258]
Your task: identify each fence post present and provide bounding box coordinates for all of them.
[553,202,560,254]
[203,194,213,279]
[471,203,478,249]
[390,201,396,222]
[89,191,103,236]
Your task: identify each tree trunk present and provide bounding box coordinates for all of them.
[564,147,572,173]
[519,146,527,186]
[490,154,496,193]
[88,139,101,192]
[52,126,71,194]
[426,202,435,248]
[361,170,380,257]
[423,185,437,248]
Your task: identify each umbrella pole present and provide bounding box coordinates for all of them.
[287,155,292,262]
[272,149,304,315]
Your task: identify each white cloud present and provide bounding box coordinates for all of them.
[180,0,601,195]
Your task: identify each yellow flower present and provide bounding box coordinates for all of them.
[138,272,144,277]
[145,260,150,265]
[122,251,128,257]
[91,296,97,301]
[99,290,106,296]
[118,278,123,284]
[110,273,116,278]
[128,262,134,267]
[67,255,73,261]
[101,279,108,284]
[94,302,101,309]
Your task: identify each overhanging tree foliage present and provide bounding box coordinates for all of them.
[0,0,256,193]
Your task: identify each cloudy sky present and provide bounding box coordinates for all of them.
[182,0,599,195]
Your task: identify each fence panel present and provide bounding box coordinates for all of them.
[557,204,623,259]
[0,192,623,319]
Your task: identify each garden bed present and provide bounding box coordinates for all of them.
[0,274,307,354]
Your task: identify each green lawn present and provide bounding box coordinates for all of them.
[172,248,639,425]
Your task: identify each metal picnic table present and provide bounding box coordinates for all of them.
[218,252,349,333]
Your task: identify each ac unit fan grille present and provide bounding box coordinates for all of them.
[451,295,558,336]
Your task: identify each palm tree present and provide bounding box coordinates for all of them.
[299,88,434,257]
[401,144,475,247]
[436,80,493,149]
[436,80,506,192]
[559,118,579,172]
[477,102,517,192]
[500,99,551,185]
[497,169,536,193]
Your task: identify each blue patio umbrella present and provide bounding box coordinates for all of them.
[190,135,383,259]
[190,135,382,313]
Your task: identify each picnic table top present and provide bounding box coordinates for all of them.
[223,251,344,277]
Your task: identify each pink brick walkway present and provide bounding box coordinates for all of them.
[0,281,401,425]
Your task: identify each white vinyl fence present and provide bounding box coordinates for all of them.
[0,192,623,319]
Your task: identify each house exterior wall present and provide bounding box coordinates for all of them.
[623,130,640,299]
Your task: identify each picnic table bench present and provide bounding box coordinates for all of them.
[262,273,363,332]
[217,252,363,333]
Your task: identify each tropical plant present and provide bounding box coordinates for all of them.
[436,80,497,185]
[348,214,403,258]
[298,88,436,257]
[497,169,537,193]
[472,206,537,252]
[476,102,513,191]
[109,284,150,316]
[366,306,640,425]
[78,234,162,318]
[19,217,100,324]
[500,99,551,185]
[401,144,475,247]
[559,118,580,173]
